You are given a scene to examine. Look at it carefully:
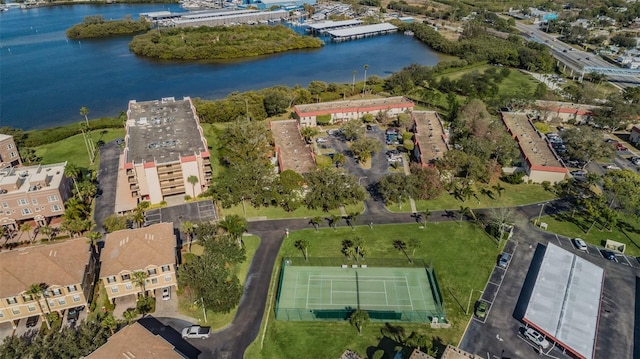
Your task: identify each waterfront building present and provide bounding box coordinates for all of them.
[100,223,178,303]
[0,134,21,168]
[412,111,449,167]
[118,97,212,210]
[0,162,72,231]
[0,238,98,329]
[270,120,316,174]
[294,97,414,127]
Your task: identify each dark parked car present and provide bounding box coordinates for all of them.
[67,307,80,324]
[602,250,616,261]
[26,316,39,328]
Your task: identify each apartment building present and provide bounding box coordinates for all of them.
[100,223,178,303]
[0,134,21,168]
[118,97,212,211]
[412,111,449,166]
[0,162,72,230]
[0,238,98,328]
[294,97,414,127]
[86,322,188,359]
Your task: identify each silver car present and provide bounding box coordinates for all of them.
[524,328,550,349]
[573,238,587,251]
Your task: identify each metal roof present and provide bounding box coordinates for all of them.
[306,19,362,30]
[327,23,397,37]
[523,243,603,359]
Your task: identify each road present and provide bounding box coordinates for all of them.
[515,22,640,89]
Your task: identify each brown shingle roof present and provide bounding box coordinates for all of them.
[101,223,176,277]
[85,322,186,359]
[0,238,90,298]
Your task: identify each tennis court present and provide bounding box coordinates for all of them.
[275,264,445,322]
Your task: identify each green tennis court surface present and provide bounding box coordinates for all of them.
[276,264,445,322]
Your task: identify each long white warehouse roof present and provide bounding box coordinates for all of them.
[327,23,397,37]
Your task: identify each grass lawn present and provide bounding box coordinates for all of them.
[34,129,125,170]
[200,123,225,178]
[434,64,539,98]
[245,222,499,359]
[538,213,640,257]
[178,235,261,329]
[221,202,365,220]
[387,182,557,212]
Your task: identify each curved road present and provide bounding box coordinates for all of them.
[184,196,569,358]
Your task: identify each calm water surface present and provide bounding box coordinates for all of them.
[0,4,442,129]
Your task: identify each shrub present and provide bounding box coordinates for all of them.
[500,172,525,184]
[316,114,332,125]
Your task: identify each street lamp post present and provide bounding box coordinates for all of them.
[466,289,483,315]
[194,297,207,323]
[535,202,549,227]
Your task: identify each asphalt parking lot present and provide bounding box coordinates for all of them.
[460,224,639,359]
[144,200,217,228]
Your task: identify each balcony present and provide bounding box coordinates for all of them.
[128,176,136,184]
[161,186,185,196]
[158,172,182,181]
[156,164,180,175]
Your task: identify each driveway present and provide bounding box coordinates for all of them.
[144,200,217,228]
[94,141,121,233]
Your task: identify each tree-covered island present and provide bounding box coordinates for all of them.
[128,24,325,60]
[66,15,152,39]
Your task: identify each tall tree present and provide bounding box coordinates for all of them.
[80,107,90,127]
[347,211,360,230]
[39,225,54,242]
[180,221,195,252]
[20,222,32,243]
[420,209,431,228]
[350,137,382,164]
[295,239,310,261]
[304,168,366,212]
[64,163,81,200]
[310,216,322,232]
[561,127,613,169]
[350,309,370,335]
[407,237,420,260]
[362,64,369,95]
[87,231,102,252]
[379,173,413,208]
[131,271,148,298]
[393,240,410,262]
[187,175,199,197]
[26,283,51,330]
[329,214,342,231]
[218,215,248,245]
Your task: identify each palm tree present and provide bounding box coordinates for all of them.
[393,240,410,262]
[362,64,369,95]
[64,163,81,200]
[131,271,148,298]
[346,245,357,261]
[420,210,431,228]
[353,237,363,258]
[100,312,118,335]
[20,222,33,243]
[87,231,102,252]
[80,107,90,127]
[352,70,357,92]
[408,237,420,260]
[38,225,54,242]
[295,239,310,261]
[347,211,360,230]
[492,183,505,198]
[458,206,471,225]
[180,221,195,252]
[26,283,51,330]
[310,216,322,232]
[132,201,149,228]
[329,214,341,232]
[187,175,199,197]
[218,215,247,245]
[350,309,370,335]
[332,153,347,168]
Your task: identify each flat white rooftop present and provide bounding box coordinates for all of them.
[306,19,362,30]
[327,23,398,37]
[523,243,603,359]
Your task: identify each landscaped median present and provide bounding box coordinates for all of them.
[386,182,557,212]
[245,222,498,359]
[221,203,365,220]
[177,235,260,329]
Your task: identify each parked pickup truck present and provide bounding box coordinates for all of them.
[181,325,211,339]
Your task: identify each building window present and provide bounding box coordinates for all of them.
[121,274,131,281]
[28,305,36,312]
[57,298,66,305]
[21,208,32,215]
[111,287,119,293]
[148,268,157,275]
[125,283,133,290]
[35,207,40,212]
[51,205,62,212]
[0,312,4,318]
[9,152,17,158]
[67,285,77,293]
[1,202,7,208]
[73,295,81,302]
[17,199,28,206]
[164,275,172,282]
[12,309,20,315]
[6,144,13,150]
[6,297,17,305]
[161,265,171,272]
[51,288,62,296]
[47,195,59,203]
[151,278,158,284]
[31,199,38,205]
[48,300,55,308]
[106,276,116,284]
[22,294,33,302]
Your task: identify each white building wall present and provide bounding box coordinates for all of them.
[181,160,202,197]
[144,166,162,203]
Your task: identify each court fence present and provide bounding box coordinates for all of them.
[275,257,447,323]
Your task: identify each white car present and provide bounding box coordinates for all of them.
[605,164,621,170]
[316,138,328,143]
[573,238,587,251]
[162,287,170,301]
[524,328,550,349]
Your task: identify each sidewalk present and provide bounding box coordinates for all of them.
[401,154,418,213]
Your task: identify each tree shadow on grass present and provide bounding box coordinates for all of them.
[617,222,640,252]
[550,212,591,233]
[366,336,401,359]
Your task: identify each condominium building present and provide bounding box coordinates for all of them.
[412,111,449,166]
[119,97,212,210]
[294,97,414,127]
[0,134,21,168]
[100,223,178,303]
[86,322,188,359]
[0,162,72,230]
[0,238,98,328]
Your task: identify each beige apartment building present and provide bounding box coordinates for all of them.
[0,162,72,231]
[294,97,414,127]
[117,97,212,212]
[0,238,98,329]
[100,223,178,303]
[0,134,21,168]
